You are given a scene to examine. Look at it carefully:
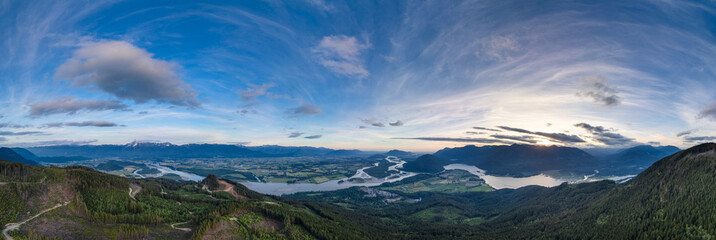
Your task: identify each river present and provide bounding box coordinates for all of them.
[134,158,634,195]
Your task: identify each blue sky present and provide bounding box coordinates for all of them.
[0,0,715,151]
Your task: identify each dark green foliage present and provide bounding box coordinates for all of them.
[363,160,397,178]
[401,154,449,173]
[202,174,220,190]
[94,160,139,171]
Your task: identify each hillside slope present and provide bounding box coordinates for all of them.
[0,160,370,239]
[0,147,38,166]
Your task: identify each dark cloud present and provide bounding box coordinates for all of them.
[138,111,149,114]
[466,131,485,135]
[238,83,274,101]
[372,122,386,127]
[393,137,510,144]
[0,123,32,128]
[55,41,200,107]
[288,132,304,138]
[576,75,621,107]
[0,137,6,142]
[285,103,323,117]
[0,131,45,136]
[41,121,122,128]
[389,120,404,126]
[304,135,322,139]
[698,102,716,121]
[497,126,586,143]
[490,134,537,144]
[359,126,367,129]
[473,127,501,132]
[496,126,532,134]
[676,129,697,137]
[574,123,634,145]
[684,136,716,142]
[647,141,661,146]
[29,97,130,117]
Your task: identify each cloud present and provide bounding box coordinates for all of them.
[138,111,148,114]
[389,120,404,126]
[684,136,716,142]
[304,134,322,139]
[41,120,122,128]
[0,137,6,142]
[29,97,130,117]
[473,127,501,132]
[0,123,32,128]
[698,102,716,120]
[466,131,485,135]
[647,141,661,146]
[574,123,634,146]
[0,131,45,136]
[238,83,274,101]
[285,103,323,117]
[490,134,537,144]
[313,35,369,78]
[497,126,586,143]
[393,137,510,144]
[55,41,200,107]
[478,35,521,61]
[288,132,304,138]
[676,129,697,137]
[359,126,367,129]
[576,75,621,107]
[362,119,386,127]
[10,139,99,147]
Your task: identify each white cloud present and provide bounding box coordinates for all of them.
[55,41,200,107]
[313,35,369,78]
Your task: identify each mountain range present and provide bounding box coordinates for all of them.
[2,141,681,178]
[1,141,715,239]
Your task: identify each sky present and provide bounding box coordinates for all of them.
[0,0,715,152]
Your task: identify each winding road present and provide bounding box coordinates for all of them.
[2,201,70,240]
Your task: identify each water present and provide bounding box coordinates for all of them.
[134,158,636,195]
[142,163,205,182]
[443,164,564,189]
[241,156,416,196]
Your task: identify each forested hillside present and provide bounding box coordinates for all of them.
[0,160,369,239]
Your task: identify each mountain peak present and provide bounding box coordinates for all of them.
[125,140,175,148]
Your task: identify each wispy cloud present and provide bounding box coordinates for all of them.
[393,137,510,144]
[41,120,122,128]
[288,132,304,138]
[29,97,130,117]
[55,41,200,107]
[389,120,404,126]
[238,83,275,101]
[473,127,501,132]
[285,103,323,117]
[313,35,369,78]
[676,129,697,137]
[490,134,537,144]
[0,131,45,136]
[576,75,621,107]
[684,136,716,142]
[0,123,32,128]
[497,126,586,143]
[304,134,322,139]
[698,102,716,120]
[574,123,634,146]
